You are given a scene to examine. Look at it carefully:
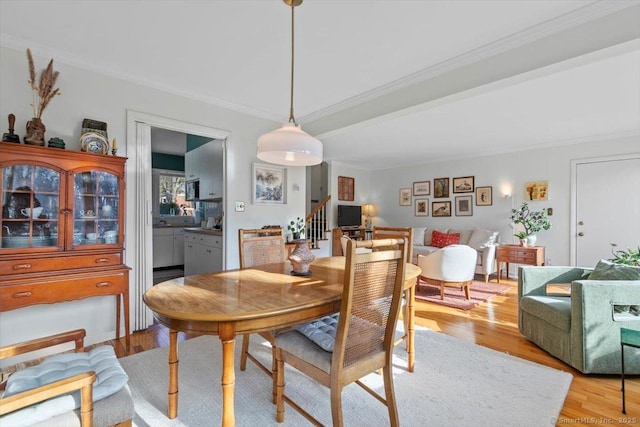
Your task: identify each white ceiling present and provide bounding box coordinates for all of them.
[1,0,639,169]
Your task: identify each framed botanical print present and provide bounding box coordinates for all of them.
[525,181,548,201]
[453,176,474,193]
[415,198,429,216]
[253,163,286,204]
[433,178,449,198]
[413,181,430,196]
[432,201,451,217]
[475,186,492,206]
[399,188,412,206]
[455,195,473,216]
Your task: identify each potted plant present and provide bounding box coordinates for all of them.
[510,202,551,246]
[609,243,640,266]
[287,217,305,240]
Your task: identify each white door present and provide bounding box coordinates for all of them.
[574,155,640,266]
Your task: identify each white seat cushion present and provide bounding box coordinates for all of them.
[2,346,128,427]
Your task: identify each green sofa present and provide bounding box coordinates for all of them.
[518,266,640,374]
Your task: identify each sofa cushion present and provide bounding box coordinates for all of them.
[432,230,460,248]
[588,259,640,280]
[448,229,473,245]
[412,227,427,246]
[424,228,448,246]
[467,227,499,251]
[520,295,572,332]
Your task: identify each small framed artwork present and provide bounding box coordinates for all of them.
[453,176,474,193]
[253,163,286,204]
[338,176,355,201]
[432,201,451,217]
[399,188,412,206]
[455,195,473,216]
[413,181,430,196]
[525,181,548,201]
[433,178,449,198]
[475,186,492,206]
[415,198,429,216]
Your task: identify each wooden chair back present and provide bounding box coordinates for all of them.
[336,237,407,380]
[372,226,413,263]
[238,228,286,268]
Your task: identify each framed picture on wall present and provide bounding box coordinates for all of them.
[399,188,412,206]
[338,176,355,201]
[453,176,474,193]
[253,163,286,204]
[455,195,473,216]
[475,186,492,206]
[413,181,430,196]
[415,198,429,216]
[433,178,449,198]
[525,181,548,201]
[432,201,451,217]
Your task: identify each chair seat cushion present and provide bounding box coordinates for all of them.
[295,314,339,352]
[2,346,129,427]
[520,296,572,332]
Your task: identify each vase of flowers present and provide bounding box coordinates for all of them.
[510,202,551,246]
[24,48,61,145]
[287,216,305,240]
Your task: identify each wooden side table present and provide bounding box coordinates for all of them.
[496,244,545,283]
[621,327,640,414]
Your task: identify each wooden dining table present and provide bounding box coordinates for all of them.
[143,256,420,427]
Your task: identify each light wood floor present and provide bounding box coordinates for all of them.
[96,277,640,425]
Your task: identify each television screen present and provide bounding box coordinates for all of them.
[337,205,362,227]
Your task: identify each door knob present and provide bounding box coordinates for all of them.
[578,221,584,225]
[578,232,584,237]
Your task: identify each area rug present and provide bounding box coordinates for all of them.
[414,278,511,310]
[118,328,572,427]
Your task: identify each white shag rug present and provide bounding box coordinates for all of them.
[119,328,572,427]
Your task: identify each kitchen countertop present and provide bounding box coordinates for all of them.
[183,227,223,236]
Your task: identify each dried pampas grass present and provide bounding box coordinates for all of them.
[26,48,61,119]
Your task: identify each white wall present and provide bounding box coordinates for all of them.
[0,46,306,351]
[369,135,640,268]
[328,161,372,227]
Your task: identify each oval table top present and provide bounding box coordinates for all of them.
[144,256,420,333]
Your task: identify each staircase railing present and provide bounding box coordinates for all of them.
[305,195,331,249]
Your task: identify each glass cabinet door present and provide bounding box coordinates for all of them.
[72,171,120,247]
[1,164,61,249]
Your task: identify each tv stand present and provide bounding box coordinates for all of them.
[332,227,366,256]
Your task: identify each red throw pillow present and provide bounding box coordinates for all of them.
[431,230,460,248]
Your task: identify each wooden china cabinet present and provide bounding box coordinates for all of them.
[0,142,130,350]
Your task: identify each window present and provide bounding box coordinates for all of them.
[153,170,194,216]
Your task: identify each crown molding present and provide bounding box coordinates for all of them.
[299,0,640,124]
[0,33,283,123]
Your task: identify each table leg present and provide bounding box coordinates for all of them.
[168,329,179,419]
[621,343,626,414]
[123,289,130,352]
[497,262,501,283]
[406,283,416,373]
[219,324,236,427]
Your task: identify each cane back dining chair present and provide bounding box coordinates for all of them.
[274,237,407,426]
[0,329,134,427]
[372,226,415,371]
[238,228,288,396]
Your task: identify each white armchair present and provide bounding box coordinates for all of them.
[417,244,478,299]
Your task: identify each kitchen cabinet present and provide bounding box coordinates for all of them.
[185,141,223,200]
[0,142,130,349]
[184,231,222,276]
[153,227,185,268]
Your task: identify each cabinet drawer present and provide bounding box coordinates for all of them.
[0,253,122,276]
[0,271,128,311]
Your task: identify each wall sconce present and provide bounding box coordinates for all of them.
[362,204,374,230]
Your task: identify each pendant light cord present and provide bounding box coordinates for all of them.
[289,4,296,124]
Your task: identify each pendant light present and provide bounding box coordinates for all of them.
[257,0,322,166]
